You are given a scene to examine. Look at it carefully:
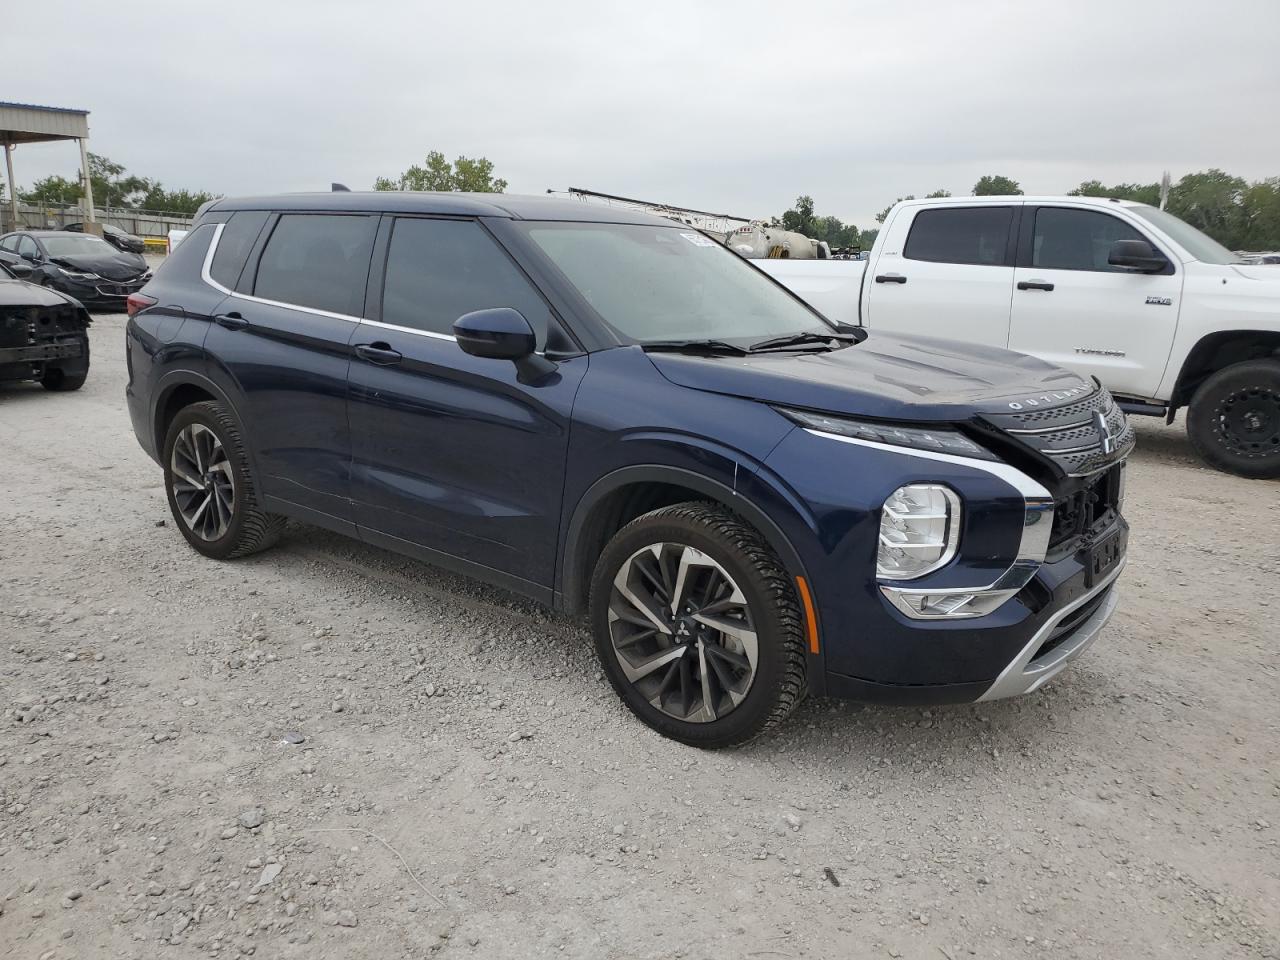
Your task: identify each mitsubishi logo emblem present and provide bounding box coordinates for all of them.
[1093,411,1115,455]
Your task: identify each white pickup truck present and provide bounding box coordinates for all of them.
[758,195,1280,478]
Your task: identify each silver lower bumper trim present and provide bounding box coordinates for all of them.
[977,558,1124,701]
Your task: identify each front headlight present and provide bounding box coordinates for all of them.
[59,268,101,281]
[877,483,961,580]
[778,408,997,461]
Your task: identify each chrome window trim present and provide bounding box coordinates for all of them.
[804,428,1056,619]
[200,219,459,341]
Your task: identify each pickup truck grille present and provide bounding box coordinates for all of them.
[981,386,1135,477]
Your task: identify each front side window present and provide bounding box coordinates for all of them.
[381,217,554,343]
[518,222,828,343]
[1032,207,1152,272]
[253,214,376,316]
[903,207,1013,266]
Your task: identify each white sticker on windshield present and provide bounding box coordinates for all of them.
[680,232,717,247]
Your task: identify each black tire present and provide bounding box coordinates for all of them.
[1186,359,1280,479]
[162,400,285,559]
[40,366,88,391]
[40,334,90,392]
[588,501,806,748]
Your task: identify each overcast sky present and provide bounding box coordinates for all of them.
[5,0,1279,226]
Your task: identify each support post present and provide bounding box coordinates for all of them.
[78,137,98,227]
[3,142,16,234]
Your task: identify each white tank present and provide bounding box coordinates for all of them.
[726,223,823,259]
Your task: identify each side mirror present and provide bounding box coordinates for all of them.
[453,307,558,384]
[1108,239,1167,273]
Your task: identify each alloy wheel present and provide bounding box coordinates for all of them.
[607,542,758,723]
[170,423,235,541]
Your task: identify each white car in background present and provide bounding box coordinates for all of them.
[757,195,1280,478]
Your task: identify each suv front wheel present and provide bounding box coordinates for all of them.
[1186,359,1280,479]
[589,502,806,748]
[162,400,285,559]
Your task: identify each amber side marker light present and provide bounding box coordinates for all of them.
[795,576,819,654]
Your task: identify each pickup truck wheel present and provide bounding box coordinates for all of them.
[588,501,806,748]
[162,400,285,559]
[1186,359,1280,479]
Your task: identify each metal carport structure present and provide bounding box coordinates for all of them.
[0,101,94,234]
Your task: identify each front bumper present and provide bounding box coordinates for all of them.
[52,275,147,309]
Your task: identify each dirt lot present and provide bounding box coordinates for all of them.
[1,310,1277,960]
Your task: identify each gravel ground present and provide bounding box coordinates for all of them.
[1,310,1277,960]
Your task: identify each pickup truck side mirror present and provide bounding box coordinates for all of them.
[1108,239,1167,273]
[453,307,558,385]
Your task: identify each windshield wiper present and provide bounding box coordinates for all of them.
[640,339,751,355]
[747,330,857,352]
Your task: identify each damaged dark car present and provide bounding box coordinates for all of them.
[0,261,91,391]
[0,229,149,311]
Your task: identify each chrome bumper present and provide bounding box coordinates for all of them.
[977,559,1124,701]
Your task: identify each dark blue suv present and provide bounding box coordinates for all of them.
[125,192,1132,747]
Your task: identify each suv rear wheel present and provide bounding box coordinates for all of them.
[588,502,806,748]
[1186,359,1280,479]
[162,400,285,559]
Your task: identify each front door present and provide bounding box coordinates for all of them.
[346,215,585,591]
[1008,205,1182,399]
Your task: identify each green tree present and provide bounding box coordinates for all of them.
[139,185,218,216]
[1166,169,1248,248]
[925,189,952,199]
[375,150,507,192]
[1239,178,1280,251]
[972,175,1022,196]
[779,195,816,235]
[22,175,82,205]
[1067,180,1160,205]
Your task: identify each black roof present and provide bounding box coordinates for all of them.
[206,191,676,226]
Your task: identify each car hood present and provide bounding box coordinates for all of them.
[50,252,147,281]
[1229,264,1280,283]
[0,276,77,308]
[645,332,1093,422]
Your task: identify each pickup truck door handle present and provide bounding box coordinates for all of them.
[875,273,907,284]
[213,312,249,330]
[1017,280,1055,292]
[354,341,403,365]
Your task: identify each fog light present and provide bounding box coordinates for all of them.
[877,484,961,580]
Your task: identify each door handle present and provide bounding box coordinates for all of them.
[875,273,907,284]
[213,312,249,330]
[354,342,403,365]
[1017,280,1055,292]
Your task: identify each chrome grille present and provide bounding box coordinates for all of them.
[982,386,1135,477]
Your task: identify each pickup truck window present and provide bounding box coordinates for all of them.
[903,207,1013,266]
[520,222,829,345]
[1032,207,1148,272]
[381,217,552,343]
[1127,203,1239,264]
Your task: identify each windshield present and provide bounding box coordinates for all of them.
[1126,204,1240,265]
[42,235,116,258]
[519,222,833,344]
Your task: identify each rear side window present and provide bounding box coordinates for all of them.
[904,207,1013,266]
[253,214,376,316]
[210,211,269,290]
[1032,207,1150,272]
[381,217,553,344]
[0,236,16,252]
[151,223,217,282]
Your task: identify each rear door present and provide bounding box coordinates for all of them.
[1009,205,1181,399]
[346,215,585,592]
[865,204,1018,346]
[203,211,376,530]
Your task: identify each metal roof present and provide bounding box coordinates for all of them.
[208,191,679,225]
[0,102,90,144]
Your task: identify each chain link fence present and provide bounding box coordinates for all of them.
[0,200,193,239]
